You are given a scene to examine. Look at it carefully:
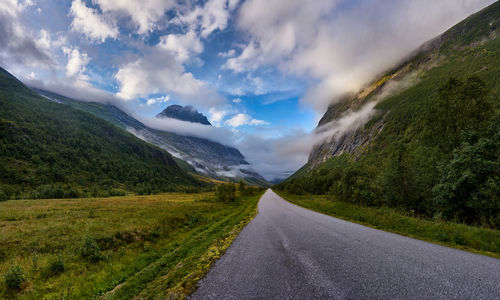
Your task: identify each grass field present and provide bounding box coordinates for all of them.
[0,191,263,299]
[274,191,500,258]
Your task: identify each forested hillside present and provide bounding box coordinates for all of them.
[277,2,500,228]
[0,67,202,200]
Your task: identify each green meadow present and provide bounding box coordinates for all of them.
[0,191,263,299]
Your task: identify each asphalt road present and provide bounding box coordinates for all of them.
[191,189,500,299]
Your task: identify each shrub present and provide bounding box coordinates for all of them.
[109,188,126,196]
[238,180,247,195]
[46,255,65,276]
[0,248,7,262]
[215,183,236,202]
[4,265,25,290]
[79,236,102,263]
[0,189,8,201]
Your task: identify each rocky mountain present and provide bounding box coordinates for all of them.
[34,89,270,186]
[156,105,211,125]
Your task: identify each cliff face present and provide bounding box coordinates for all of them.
[308,68,407,168]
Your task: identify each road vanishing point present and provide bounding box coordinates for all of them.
[192,189,500,299]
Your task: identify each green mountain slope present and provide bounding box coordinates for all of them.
[277,2,500,227]
[0,67,202,199]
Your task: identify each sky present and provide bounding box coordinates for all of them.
[0,0,495,181]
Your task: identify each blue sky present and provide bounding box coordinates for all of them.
[9,0,316,135]
[0,0,494,180]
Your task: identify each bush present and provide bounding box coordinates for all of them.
[79,236,102,263]
[0,189,8,201]
[45,255,65,276]
[238,180,246,195]
[4,265,25,290]
[0,248,7,262]
[215,183,236,202]
[109,188,126,196]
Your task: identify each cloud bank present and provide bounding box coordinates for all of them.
[70,0,118,43]
[227,0,495,113]
[0,0,53,69]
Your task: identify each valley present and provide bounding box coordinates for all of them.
[0,0,499,299]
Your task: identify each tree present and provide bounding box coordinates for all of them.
[215,183,236,203]
[424,76,491,154]
[433,124,499,227]
[238,179,247,195]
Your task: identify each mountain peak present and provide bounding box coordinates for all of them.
[156,104,211,125]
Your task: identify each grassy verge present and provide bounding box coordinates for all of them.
[274,191,499,259]
[0,191,263,299]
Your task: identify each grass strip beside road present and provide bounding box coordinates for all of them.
[274,190,499,258]
[104,191,263,299]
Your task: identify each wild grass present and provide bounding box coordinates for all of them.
[0,191,263,299]
[274,191,500,258]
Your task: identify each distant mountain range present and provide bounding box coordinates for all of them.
[34,90,270,187]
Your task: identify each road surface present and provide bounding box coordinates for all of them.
[191,189,500,299]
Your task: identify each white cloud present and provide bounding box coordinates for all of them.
[0,0,53,69]
[110,0,241,108]
[94,0,177,34]
[70,0,118,43]
[227,0,495,113]
[115,47,223,107]
[25,75,121,105]
[62,47,90,77]
[235,129,312,181]
[208,107,231,126]
[18,0,34,11]
[179,0,239,38]
[225,113,250,127]
[225,113,269,127]
[139,115,235,146]
[218,49,236,57]
[158,30,203,62]
[250,119,269,125]
[146,95,170,106]
[36,29,51,50]
[232,97,242,103]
